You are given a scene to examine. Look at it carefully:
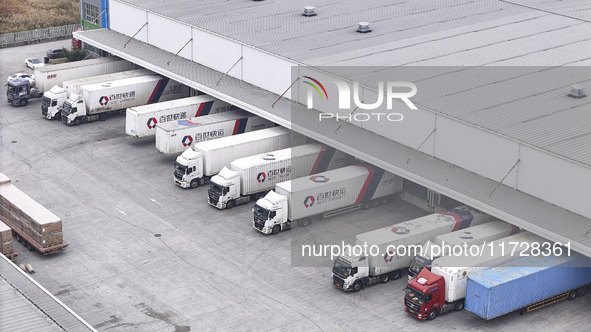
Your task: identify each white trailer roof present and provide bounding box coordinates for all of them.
[34,56,123,73]
[81,74,161,92]
[127,95,216,115]
[194,126,288,153]
[230,143,321,170]
[275,164,370,194]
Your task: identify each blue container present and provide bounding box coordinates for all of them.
[465,253,591,320]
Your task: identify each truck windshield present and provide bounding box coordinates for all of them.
[409,257,428,275]
[209,182,223,195]
[42,96,51,106]
[174,162,187,174]
[62,102,73,114]
[7,85,16,94]
[253,204,269,220]
[405,286,425,304]
[332,258,351,278]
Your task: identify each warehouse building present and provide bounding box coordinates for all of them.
[73,0,591,256]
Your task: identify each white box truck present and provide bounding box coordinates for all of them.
[253,165,404,235]
[126,95,236,138]
[157,111,275,155]
[43,68,152,120]
[331,206,494,292]
[209,144,349,209]
[174,127,305,188]
[407,221,519,281]
[404,231,545,320]
[61,75,182,125]
[8,57,134,106]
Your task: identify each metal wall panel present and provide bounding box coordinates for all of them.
[110,1,147,42]
[147,13,192,60]
[434,116,520,188]
[519,145,591,219]
[192,28,242,80]
[243,46,297,98]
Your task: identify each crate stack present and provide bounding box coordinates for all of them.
[0,219,15,257]
[0,173,63,249]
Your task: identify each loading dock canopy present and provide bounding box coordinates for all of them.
[74,28,591,257]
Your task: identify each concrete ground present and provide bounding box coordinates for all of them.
[2,40,591,332]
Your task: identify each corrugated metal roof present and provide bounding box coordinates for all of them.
[73,28,591,257]
[0,255,96,332]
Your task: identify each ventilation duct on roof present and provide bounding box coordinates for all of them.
[303,6,317,16]
[357,22,371,33]
[568,84,586,98]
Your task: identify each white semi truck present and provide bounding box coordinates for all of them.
[331,206,495,292]
[157,111,275,155]
[126,95,236,138]
[407,221,518,281]
[43,68,152,120]
[253,164,403,235]
[174,127,305,188]
[8,57,134,106]
[209,144,349,209]
[61,74,182,125]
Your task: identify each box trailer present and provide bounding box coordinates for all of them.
[331,206,494,292]
[0,173,67,255]
[404,232,546,320]
[174,127,305,188]
[208,143,349,209]
[61,74,182,125]
[42,68,152,120]
[126,95,236,138]
[0,219,17,260]
[407,221,519,281]
[465,253,591,320]
[254,164,404,236]
[7,57,134,106]
[158,111,275,156]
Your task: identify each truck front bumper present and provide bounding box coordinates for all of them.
[174,178,190,188]
[208,197,224,209]
[253,222,272,234]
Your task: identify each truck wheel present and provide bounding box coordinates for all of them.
[15,233,21,242]
[352,281,362,292]
[427,309,437,320]
[379,274,390,283]
[272,225,281,235]
[568,290,577,300]
[392,269,401,280]
[454,300,464,311]
[20,99,28,106]
[361,202,371,210]
[190,180,199,189]
[74,118,82,126]
[226,200,235,209]
[370,200,379,208]
[298,218,311,227]
[577,286,587,297]
[98,113,108,121]
[379,196,390,205]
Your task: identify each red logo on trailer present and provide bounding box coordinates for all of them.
[182,135,193,147]
[303,196,315,208]
[147,117,158,129]
[384,251,395,263]
[309,175,329,183]
[390,227,410,235]
[99,96,109,106]
[257,172,266,183]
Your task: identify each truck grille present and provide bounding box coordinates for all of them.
[41,106,48,115]
[253,215,266,229]
[174,171,183,180]
[333,275,345,288]
[405,298,421,314]
[61,110,68,123]
[208,190,219,204]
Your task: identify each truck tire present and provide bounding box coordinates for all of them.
[298,218,311,227]
[427,309,437,320]
[98,113,108,121]
[190,180,199,189]
[226,200,235,209]
[568,290,577,300]
[361,201,371,210]
[454,300,464,311]
[379,196,390,205]
[20,99,28,106]
[15,233,21,242]
[392,269,401,280]
[74,117,82,126]
[352,281,362,292]
[370,200,379,208]
[577,286,587,297]
[272,225,281,235]
[379,274,390,283]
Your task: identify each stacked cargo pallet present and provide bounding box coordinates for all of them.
[0,219,16,258]
[0,173,64,250]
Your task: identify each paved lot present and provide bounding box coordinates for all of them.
[2,41,591,332]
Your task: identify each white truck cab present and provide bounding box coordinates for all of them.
[332,255,371,292]
[41,85,67,120]
[208,167,253,209]
[61,93,88,125]
[252,191,288,235]
[174,149,205,188]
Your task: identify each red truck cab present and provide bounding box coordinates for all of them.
[404,268,454,320]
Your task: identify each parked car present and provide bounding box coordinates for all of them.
[7,73,34,83]
[46,48,65,59]
[25,58,45,69]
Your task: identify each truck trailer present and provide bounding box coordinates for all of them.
[404,231,545,320]
[253,164,403,235]
[332,206,495,292]
[43,68,152,120]
[0,173,67,255]
[465,253,591,320]
[175,127,305,188]
[61,74,182,125]
[407,221,519,281]
[7,57,134,106]
[158,111,275,155]
[126,95,236,138]
[209,144,349,209]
